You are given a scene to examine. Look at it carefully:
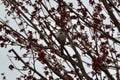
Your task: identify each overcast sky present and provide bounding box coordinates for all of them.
[0,1,20,79]
[0,0,120,80]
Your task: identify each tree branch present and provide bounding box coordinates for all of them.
[102,0,120,32]
[9,49,47,80]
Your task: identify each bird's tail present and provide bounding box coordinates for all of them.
[61,44,64,54]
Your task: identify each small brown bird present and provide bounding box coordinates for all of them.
[56,29,66,53]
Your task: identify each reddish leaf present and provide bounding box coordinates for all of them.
[13,32,19,37]
[69,3,73,7]
[77,8,81,12]
[27,75,33,80]
[49,76,53,80]
[69,70,74,74]
[18,22,23,26]
[21,6,28,12]
[37,51,46,63]
[61,21,67,27]
[1,73,4,75]
[91,71,96,77]
[44,71,49,75]
[37,48,42,52]
[22,66,27,70]
[99,0,104,2]
[32,38,38,42]
[0,36,3,41]
[93,18,101,24]
[50,48,56,53]
[18,2,23,6]
[49,7,55,12]
[28,34,33,40]
[116,54,120,58]
[54,67,60,72]
[0,24,3,31]
[5,29,11,34]
[33,77,37,80]
[22,54,27,58]
[92,35,95,40]
[34,6,40,11]
[77,20,81,25]
[9,64,14,70]
[95,4,102,11]
[72,54,77,58]
[7,11,11,16]
[81,8,87,17]
[0,43,4,47]
[38,52,46,59]
[93,13,98,17]
[92,62,100,73]
[99,34,105,38]
[20,29,25,32]
[110,48,117,53]
[100,14,106,20]
[16,38,22,43]
[106,58,112,64]
[105,24,111,29]
[71,15,77,19]
[80,25,85,30]
[28,70,32,75]
[51,55,56,60]
[61,12,67,19]
[89,0,95,5]
[44,66,48,70]
[64,74,73,80]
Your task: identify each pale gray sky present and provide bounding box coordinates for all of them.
[0,1,21,79]
[0,0,120,80]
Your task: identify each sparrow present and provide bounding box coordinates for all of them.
[56,29,66,53]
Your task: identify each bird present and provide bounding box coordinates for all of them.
[56,29,66,53]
